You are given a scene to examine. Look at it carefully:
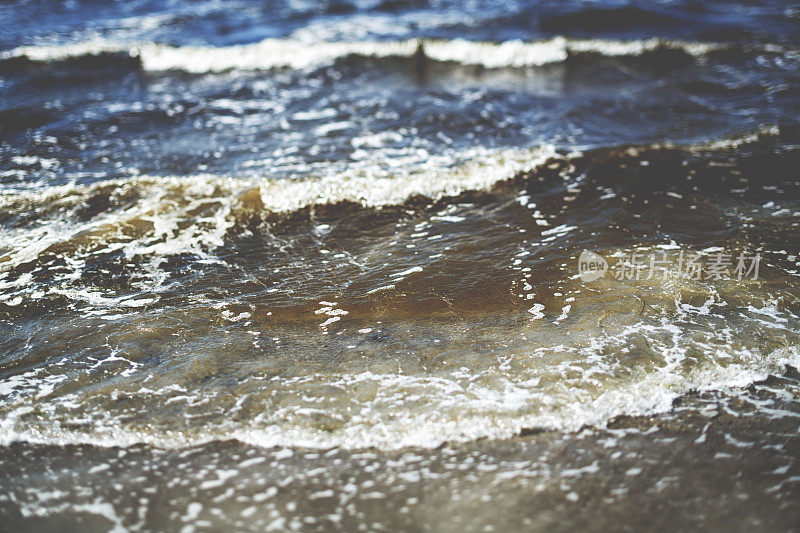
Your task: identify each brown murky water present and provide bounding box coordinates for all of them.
[1,131,800,529]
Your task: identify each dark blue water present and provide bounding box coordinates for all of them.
[1,0,799,188]
[3,0,800,49]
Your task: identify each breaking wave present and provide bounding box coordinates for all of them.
[1,135,798,451]
[0,145,554,272]
[1,317,798,450]
[0,36,733,73]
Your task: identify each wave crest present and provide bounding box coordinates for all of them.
[1,36,729,73]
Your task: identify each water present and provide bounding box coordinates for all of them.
[1,0,800,530]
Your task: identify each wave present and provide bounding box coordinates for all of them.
[0,36,730,73]
[0,146,555,279]
[0,135,798,450]
[0,145,554,216]
[0,123,792,279]
[1,338,798,451]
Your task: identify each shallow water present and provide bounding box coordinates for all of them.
[4,372,800,531]
[1,0,800,530]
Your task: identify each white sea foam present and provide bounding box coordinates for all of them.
[2,36,726,73]
[256,145,555,211]
[703,124,782,150]
[1,343,797,451]
[0,145,555,273]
